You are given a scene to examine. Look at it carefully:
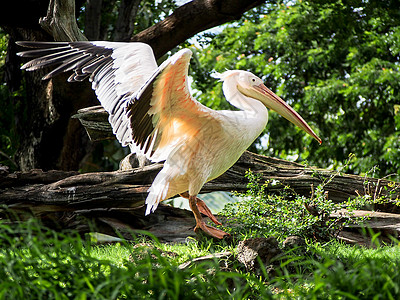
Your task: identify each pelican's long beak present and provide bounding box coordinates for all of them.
[241,83,322,144]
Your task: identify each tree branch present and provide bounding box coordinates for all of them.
[131,0,266,58]
[39,0,87,41]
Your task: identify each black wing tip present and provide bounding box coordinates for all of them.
[16,41,109,78]
[16,41,70,47]
[16,41,97,47]
[16,41,70,57]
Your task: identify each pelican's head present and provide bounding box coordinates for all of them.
[215,70,322,144]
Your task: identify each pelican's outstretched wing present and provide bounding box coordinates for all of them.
[17,41,218,161]
[126,48,219,162]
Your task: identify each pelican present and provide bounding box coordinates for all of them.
[17,41,321,239]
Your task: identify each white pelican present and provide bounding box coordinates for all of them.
[17,41,321,239]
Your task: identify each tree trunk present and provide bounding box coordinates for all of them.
[113,0,141,41]
[84,0,103,40]
[5,0,96,172]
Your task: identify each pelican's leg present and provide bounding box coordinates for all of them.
[186,194,229,239]
[195,198,222,226]
[179,193,221,225]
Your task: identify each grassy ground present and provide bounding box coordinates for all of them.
[0,218,399,299]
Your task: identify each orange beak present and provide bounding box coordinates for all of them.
[243,82,322,144]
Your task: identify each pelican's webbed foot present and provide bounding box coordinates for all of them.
[181,193,230,240]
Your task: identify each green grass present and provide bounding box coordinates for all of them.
[1,218,400,299]
[0,220,268,299]
[303,241,400,299]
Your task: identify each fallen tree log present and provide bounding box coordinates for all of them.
[2,151,399,203]
[1,149,399,242]
[333,210,400,246]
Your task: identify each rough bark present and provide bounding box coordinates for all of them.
[39,0,88,41]
[1,151,399,242]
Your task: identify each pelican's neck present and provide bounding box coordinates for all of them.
[222,78,268,117]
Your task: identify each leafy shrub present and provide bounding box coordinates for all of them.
[219,170,370,242]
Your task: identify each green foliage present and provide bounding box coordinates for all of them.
[78,0,178,41]
[219,168,370,241]
[191,0,400,177]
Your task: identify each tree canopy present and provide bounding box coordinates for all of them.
[191,0,400,177]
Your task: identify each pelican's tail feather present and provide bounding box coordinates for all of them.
[145,166,176,215]
[145,180,169,215]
